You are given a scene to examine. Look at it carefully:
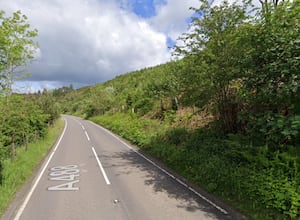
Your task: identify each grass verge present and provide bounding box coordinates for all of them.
[0,117,65,217]
[91,113,300,220]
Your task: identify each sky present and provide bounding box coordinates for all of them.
[0,0,200,92]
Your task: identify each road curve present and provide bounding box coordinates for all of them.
[2,115,247,220]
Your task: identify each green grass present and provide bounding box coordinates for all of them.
[90,112,300,220]
[0,118,65,217]
[91,113,167,146]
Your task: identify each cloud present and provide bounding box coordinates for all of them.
[150,0,200,40]
[0,0,171,87]
[2,0,258,92]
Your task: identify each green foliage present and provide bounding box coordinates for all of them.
[174,57,214,108]
[59,63,180,117]
[0,10,38,95]
[92,113,300,219]
[174,0,253,133]
[0,118,64,217]
[37,91,60,124]
[0,9,43,185]
[0,93,52,161]
[54,0,300,218]
[243,3,300,108]
[84,86,115,118]
[164,127,189,146]
[91,113,166,146]
[239,0,300,149]
[0,93,58,209]
[248,113,300,148]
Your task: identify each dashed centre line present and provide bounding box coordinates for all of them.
[75,119,111,186]
[76,118,228,215]
[92,147,111,185]
[84,131,90,141]
[79,122,90,142]
[90,121,229,215]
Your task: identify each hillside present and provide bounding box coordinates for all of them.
[54,1,300,219]
[56,60,300,219]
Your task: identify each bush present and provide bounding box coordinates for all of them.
[164,127,189,146]
[0,95,50,162]
[91,113,164,147]
[91,114,300,219]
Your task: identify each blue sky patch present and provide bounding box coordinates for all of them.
[186,11,203,24]
[166,36,176,49]
[126,0,167,18]
[133,0,156,18]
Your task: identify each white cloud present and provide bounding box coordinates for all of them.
[2,0,259,91]
[0,0,171,86]
[150,0,200,40]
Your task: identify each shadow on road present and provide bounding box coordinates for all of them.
[100,149,237,220]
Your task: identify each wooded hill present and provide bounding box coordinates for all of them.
[55,0,300,218]
[0,0,299,219]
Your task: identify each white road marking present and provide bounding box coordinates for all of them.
[47,165,80,191]
[90,121,228,215]
[71,117,85,130]
[85,131,90,141]
[14,117,68,220]
[73,118,89,140]
[92,147,111,185]
[48,180,79,191]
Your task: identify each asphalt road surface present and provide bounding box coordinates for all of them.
[3,115,247,220]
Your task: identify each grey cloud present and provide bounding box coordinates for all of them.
[2,0,205,90]
[1,0,170,86]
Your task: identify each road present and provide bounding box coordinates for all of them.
[3,115,246,220]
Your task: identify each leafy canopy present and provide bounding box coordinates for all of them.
[0,10,38,95]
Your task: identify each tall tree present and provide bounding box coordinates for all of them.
[240,0,300,146]
[174,0,253,132]
[0,10,38,95]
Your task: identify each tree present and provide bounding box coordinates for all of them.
[37,91,60,125]
[0,10,38,95]
[145,62,179,113]
[240,0,300,146]
[174,0,253,132]
[85,86,115,118]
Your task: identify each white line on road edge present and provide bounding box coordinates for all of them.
[91,147,111,185]
[14,117,68,220]
[90,121,228,215]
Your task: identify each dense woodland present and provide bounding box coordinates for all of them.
[57,0,300,218]
[0,11,59,190]
[1,0,300,219]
